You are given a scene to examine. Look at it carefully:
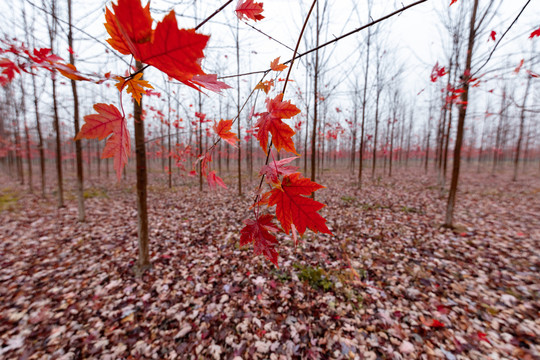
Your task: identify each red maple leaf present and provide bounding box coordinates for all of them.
[235,0,264,22]
[213,119,239,147]
[259,156,299,185]
[207,171,227,190]
[75,103,130,180]
[449,0,458,5]
[105,0,212,90]
[0,58,20,83]
[255,94,300,154]
[240,214,279,265]
[430,62,446,82]
[489,31,496,41]
[268,173,332,236]
[192,74,231,93]
[530,26,540,39]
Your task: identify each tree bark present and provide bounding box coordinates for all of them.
[513,74,532,181]
[68,0,85,221]
[134,61,150,276]
[310,1,320,188]
[444,0,478,227]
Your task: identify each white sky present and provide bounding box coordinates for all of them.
[0,0,538,145]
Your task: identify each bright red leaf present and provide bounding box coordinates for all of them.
[75,103,130,180]
[105,0,212,90]
[259,156,299,185]
[213,119,239,147]
[207,171,227,190]
[235,0,264,22]
[192,74,231,93]
[489,31,496,41]
[255,94,300,154]
[240,214,279,266]
[430,62,446,82]
[530,26,540,39]
[268,173,332,236]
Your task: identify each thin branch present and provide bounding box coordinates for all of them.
[195,0,234,31]
[240,20,295,51]
[474,0,532,76]
[254,0,318,205]
[220,0,429,79]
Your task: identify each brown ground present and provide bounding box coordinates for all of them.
[0,166,539,359]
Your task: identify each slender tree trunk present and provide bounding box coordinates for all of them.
[168,92,172,188]
[134,61,150,275]
[198,93,203,191]
[20,79,33,193]
[47,0,63,207]
[445,0,478,227]
[68,0,85,221]
[236,18,242,196]
[372,87,381,178]
[358,24,371,188]
[310,1,320,187]
[513,74,532,181]
[12,87,24,185]
[31,76,45,197]
[389,119,395,177]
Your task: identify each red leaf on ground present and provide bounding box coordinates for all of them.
[423,318,445,328]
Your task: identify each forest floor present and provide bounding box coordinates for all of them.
[0,166,539,360]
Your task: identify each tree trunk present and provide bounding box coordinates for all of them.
[513,74,532,181]
[445,0,478,227]
[68,0,85,221]
[310,1,320,188]
[134,61,150,276]
[236,18,242,196]
[20,79,33,192]
[358,23,371,188]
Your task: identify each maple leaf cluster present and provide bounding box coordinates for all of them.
[0,41,89,86]
[104,0,229,92]
[430,62,446,83]
[241,169,332,266]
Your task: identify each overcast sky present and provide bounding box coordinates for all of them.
[0,0,538,143]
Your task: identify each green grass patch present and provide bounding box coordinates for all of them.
[83,187,109,199]
[294,263,334,292]
[0,189,19,211]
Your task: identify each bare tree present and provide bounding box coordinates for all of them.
[67,0,85,220]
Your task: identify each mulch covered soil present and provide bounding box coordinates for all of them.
[0,168,538,359]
